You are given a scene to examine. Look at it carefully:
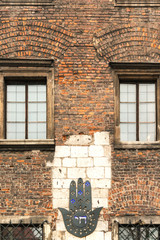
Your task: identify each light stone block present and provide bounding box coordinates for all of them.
[53,179,71,189]
[89,145,105,157]
[62,158,76,167]
[46,158,61,167]
[52,189,68,199]
[52,231,65,240]
[91,179,111,189]
[65,135,93,145]
[53,198,68,209]
[87,167,104,178]
[94,157,111,167]
[77,157,93,167]
[92,189,108,198]
[68,168,86,178]
[96,220,108,231]
[92,198,108,208]
[54,146,70,157]
[65,231,83,240]
[105,167,111,179]
[56,220,66,231]
[105,232,112,240]
[52,168,66,179]
[85,231,104,240]
[104,146,111,157]
[71,146,88,157]
[94,132,109,145]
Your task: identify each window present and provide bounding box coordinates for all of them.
[6,79,47,140]
[120,82,156,142]
[0,59,54,150]
[110,62,160,148]
[112,217,160,240]
[1,223,43,240]
[119,223,160,240]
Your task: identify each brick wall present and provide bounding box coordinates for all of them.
[0,0,160,239]
[0,150,54,217]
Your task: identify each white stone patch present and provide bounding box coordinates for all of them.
[94,157,111,167]
[65,135,93,145]
[71,146,88,157]
[53,198,68,209]
[62,158,76,167]
[50,132,112,240]
[92,198,108,208]
[52,168,67,179]
[68,167,86,178]
[94,131,109,145]
[54,146,70,158]
[52,179,72,189]
[87,167,104,179]
[86,231,105,240]
[105,167,111,179]
[105,231,112,240]
[77,157,93,167]
[89,145,105,157]
[46,157,61,167]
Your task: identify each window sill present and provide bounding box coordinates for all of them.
[114,141,160,149]
[115,0,160,6]
[0,139,55,151]
[0,1,54,6]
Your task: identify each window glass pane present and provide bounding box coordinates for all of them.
[6,82,46,140]
[7,85,25,102]
[7,123,25,139]
[139,123,156,141]
[28,112,37,122]
[38,85,46,101]
[139,83,155,141]
[7,89,16,101]
[38,112,46,121]
[139,84,155,102]
[28,85,38,101]
[120,84,136,102]
[120,123,136,141]
[38,103,46,112]
[120,103,136,122]
[28,123,38,139]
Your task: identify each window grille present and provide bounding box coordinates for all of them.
[0,221,43,240]
[119,222,160,240]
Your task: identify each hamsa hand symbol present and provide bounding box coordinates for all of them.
[59,178,102,238]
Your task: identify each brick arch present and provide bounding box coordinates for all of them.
[109,179,160,216]
[93,23,160,62]
[0,21,74,58]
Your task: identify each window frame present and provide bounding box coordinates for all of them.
[0,0,54,6]
[5,78,47,140]
[112,216,160,240]
[120,80,157,142]
[0,216,52,240]
[110,62,160,149]
[0,59,54,150]
[115,0,160,7]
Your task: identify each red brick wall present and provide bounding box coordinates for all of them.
[0,151,54,216]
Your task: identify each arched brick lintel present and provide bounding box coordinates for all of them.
[0,21,74,58]
[94,23,160,63]
[109,180,160,216]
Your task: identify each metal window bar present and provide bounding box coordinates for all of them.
[119,222,160,240]
[0,221,43,240]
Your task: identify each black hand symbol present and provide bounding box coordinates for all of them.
[59,178,102,238]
